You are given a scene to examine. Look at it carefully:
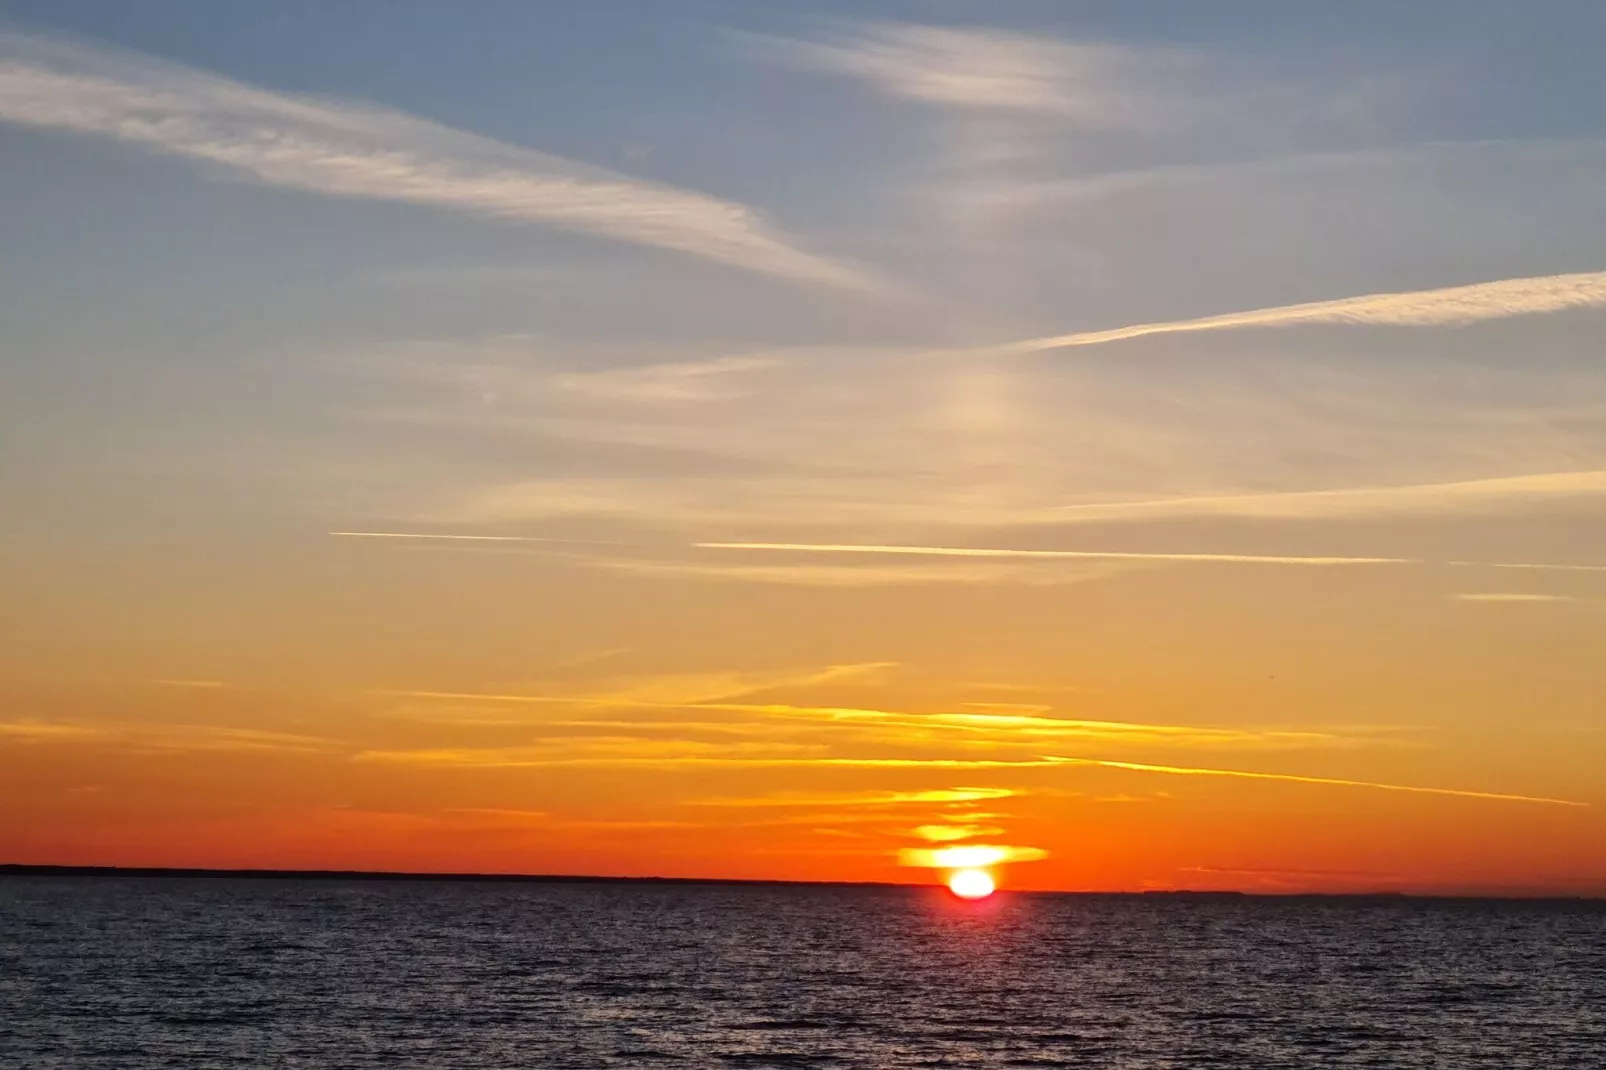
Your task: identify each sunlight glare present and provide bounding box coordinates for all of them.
[948,868,996,899]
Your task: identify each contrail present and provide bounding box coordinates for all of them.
[356,750,1082,770]
[330,531,616,545]
[1449,560,1606,573]
[335,533,1606,575]
[696,542,1413,566]
[356,744,1587,806]
[1048,756,1588,807]
[980,269,1606,355]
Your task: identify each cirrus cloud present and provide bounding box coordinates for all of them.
[0,29,875,290]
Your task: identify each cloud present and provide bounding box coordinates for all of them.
[580,555,1139,587]
[0,718,335,753]
[898,843,1049,867]
[1451,560,1606,574]
[983,270,1606,355]
[338,530,1606,584]
[441,809,707,834]
[376,661,895,709]
[895,710,1369,751]
[685,543,1606,580]
[691,787,1018,808]
[957,138,1606,214]
[911,823,1003,842]
[1047,756,1588,807]
[133,726,336,753]
[695,541,1411,566]
[350,329,1606,543]
[1456,592,1579,603]
[0,720,109,742]
[0,30,872,289]
[372,685,1391,754]
[552,356,786,404]
[703,703,1384,753]
[353,748,1073,770]
[1049,469,1606,522]
[330,531,618,546]
[755,23,1175,124]
[556,662,898,707]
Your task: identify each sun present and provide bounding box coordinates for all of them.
[947,868,996,899]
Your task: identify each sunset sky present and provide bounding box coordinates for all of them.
[3,1,1604,894]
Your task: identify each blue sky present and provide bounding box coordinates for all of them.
[4,1,1606,553]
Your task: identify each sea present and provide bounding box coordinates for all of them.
[3,876,1604,1068]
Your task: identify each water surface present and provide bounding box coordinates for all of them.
[3,877,1603,1067]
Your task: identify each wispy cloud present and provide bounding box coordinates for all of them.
[696,541,1411,566]
[372,685,1389,753]
[756,23,1174,124]
[696,541,1606,580]
[1456,592,1579,603]
[1451,560,1606,574]
[329,531,618,545]
[893,710,1367,751]
[0,30,872,289]
[983,270,1606,355]
[0,718,335,753]
[551,662,898,707]
[351,328,1606,545]
[441,808,707,834]
[336,530,1606,582]
[376,662,895,710]
[353,749,1074,770]
[957,138,1606,215]
[911,823,1003,842]
[1049,469,1606,522]
[1047,756,1588,807]
[552,356,786,404]
[579,555,1139,587]
[690,787,1019,808]
[898,843,1048,867]
[0,720,109,742]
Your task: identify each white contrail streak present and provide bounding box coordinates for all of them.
[332,534,1606,575]
[982,270,1606,355]
[1047,756,1588,807]
[695,542,1412,566]
[1050,470,1606,522]
[329,531,614,545]
[1449,560,1606,573]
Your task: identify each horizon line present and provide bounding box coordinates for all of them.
[3,864,1600,901]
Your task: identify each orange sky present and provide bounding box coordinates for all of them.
[3,11,1606,894]
[4,539,1602,893]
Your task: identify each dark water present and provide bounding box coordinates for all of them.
[3,878,1605,1068]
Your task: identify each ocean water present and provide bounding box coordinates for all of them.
[2,877,1604,1068]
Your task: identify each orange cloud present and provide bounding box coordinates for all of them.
[898,844,1050,868]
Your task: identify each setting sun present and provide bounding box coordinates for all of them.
[948,869,996,900]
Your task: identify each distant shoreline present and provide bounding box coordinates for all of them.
[0,864,908,889]
[2,864,1600,900]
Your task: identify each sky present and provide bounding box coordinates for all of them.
[2,1,1605,895]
